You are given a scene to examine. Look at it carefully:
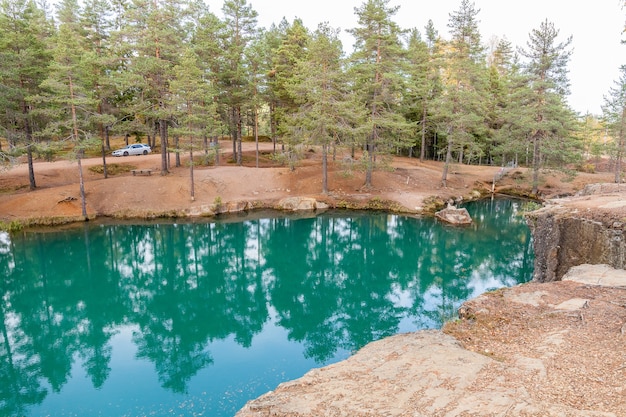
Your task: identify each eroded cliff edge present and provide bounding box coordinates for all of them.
[527,183,626,282]
[235,185,626,417]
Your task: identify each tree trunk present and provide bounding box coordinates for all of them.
[532,136,540,195]
[270,101,277,154]
[104,125,111,151]
[235,106,243,166]
[254,107,259,168]
[214,135,220,166]
[441,140,453,187]
[78,156,87,219]
[231,107,238,162]
[322,143,328,194]
[159,119,169,175]
[27,145,36,190]
[364,135,374,189]
[189,147,195,200]
[174,135,181,167]
[69,75,87,220]
[101,142,108,179]
[420,105,426,162]
[21,99,36,190]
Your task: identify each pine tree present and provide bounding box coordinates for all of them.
[486,37,528,166]
[37,0,100,218]
[0,0,52,189]
[113,0,190,175]
[285,23,363,193]
[519,19,578,194]
[262,21,287,153]
[271,18,310,156]
[81,0,118,178]
[602,65,626,183]
[190,6,227,162]
[403,27,441,161]
[348,0,412,189]
[433,0,489,186]
[218,0,258,166]
[170,47,214,199]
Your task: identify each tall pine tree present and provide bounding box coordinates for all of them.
[602,65,626,183]
[519,19,577,194]
[434,0,488,186]
[37,0,100,218]
[218,0,258,165]
[0,0,52,188]
[349,0,412,189]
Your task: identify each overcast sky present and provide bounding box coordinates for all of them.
[204,0,625,115]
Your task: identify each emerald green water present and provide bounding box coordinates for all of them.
[0,199,533,417]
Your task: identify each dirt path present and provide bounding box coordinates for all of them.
[0,142,615,224]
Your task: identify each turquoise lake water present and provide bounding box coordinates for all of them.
[0,199,534,416]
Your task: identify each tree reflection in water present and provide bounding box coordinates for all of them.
[0,199,533,416]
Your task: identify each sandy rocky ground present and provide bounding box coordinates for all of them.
[0,141,615,223]
[1,142,625,416]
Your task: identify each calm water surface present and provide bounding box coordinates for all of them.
[0,199,533,417]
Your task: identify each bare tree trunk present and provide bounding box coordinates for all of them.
[104,125,111,150]
[235,106,243,166]
[159,119,169,175]
[364,136,374,189]
[174,135,181,167]
[441,140,453,187]
[101,142,108,179]
[532,136,540,195]
[322,143,328,194]
[27,145,36,190]
[21,98,36,190]
[254,107,259,168]
[214,135,220,166]
[231,107,238,162]
[270,101,277,154]
[420,105,426,162]
[189,147,195,200]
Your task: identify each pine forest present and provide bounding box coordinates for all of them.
[1,0,625,194]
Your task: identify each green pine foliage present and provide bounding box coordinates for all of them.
[602,65,626,183]
[348,0,413,189]
[0,0,613,195]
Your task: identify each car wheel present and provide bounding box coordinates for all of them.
[123,151,129,156]
[143,150,148,155]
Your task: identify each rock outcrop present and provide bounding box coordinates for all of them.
[236,265,626,417]
[526,187,626,282]
[435,206,472,225]
[276,197,328,212]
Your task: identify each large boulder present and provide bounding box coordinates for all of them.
[435,206,472,225]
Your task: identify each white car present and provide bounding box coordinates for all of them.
[112,144,152,157]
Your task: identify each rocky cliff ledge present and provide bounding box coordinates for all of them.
[235,185,626,417]
[527,183,626,282]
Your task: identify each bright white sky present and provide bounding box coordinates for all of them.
[204,0,625,116]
